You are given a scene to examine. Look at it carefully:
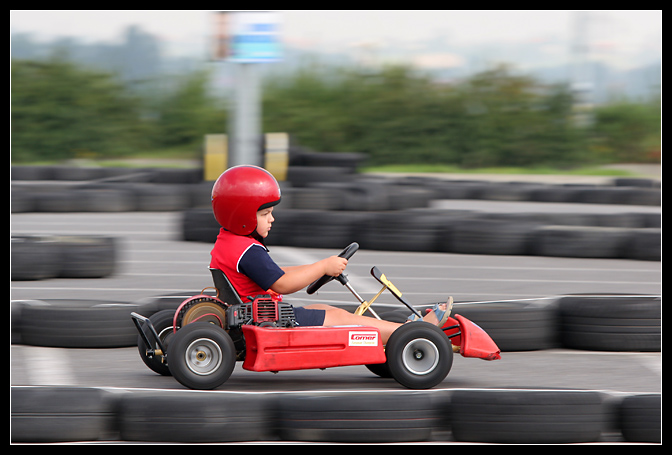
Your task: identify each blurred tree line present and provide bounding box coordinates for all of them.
[11,58,660,167]
[11,57,226,163]
[263,65,660,167]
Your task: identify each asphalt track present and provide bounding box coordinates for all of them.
[11,210,661,394]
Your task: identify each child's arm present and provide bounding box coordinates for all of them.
[271,256,347,294]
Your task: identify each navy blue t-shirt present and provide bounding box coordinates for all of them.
[237,244,285,292]
[237,243,326,326]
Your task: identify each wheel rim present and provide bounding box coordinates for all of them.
[401,338,439,375]
[155,325,174,352]
[185,338,222,376]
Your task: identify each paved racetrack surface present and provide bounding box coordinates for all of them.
[11,211,661,394]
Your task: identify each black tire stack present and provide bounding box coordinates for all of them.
[11,386,660,443]
[11,235,116,281]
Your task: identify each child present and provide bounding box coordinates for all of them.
[209,165,449,343]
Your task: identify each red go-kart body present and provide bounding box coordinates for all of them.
[242,314,500,374]
[132,243,500,390]
[242,325,387,372]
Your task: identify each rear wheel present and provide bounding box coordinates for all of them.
[137,309,175,376]
[168,322,236,390]
[385,322,452,389]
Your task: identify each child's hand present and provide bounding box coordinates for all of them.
[321,256,348,277]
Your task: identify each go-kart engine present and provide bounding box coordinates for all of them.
[228,295,296,328]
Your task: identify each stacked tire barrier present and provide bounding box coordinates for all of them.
[11,386,661,443]
[11,235,116,280]
[13,294,659,352]
[11,295,660,442]
[179,163,659,260]
[12,163,660,260]
[12,164,660,210]
[557,295,661,352]
[183,206,660,260]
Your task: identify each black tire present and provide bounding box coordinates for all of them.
[54,235,116,278]
[286,166,353,188]
[11,235,116,279]
[447,217,541,256]
[292,151,365,171]
[360,211,442,252]
[20,299,144,348]
[11,187,37,213]
[450,300,559,351]
[11,165,55,181]
[626,228,661,261]
[11,386,110,442]
[78,187,136,212]
[557,295,661,351]
[34,189,90,212]
[533,225,632,258]
[275,392,434,442]
[450,390,605,443]
[285,187,344,210]
[182,208,220,243]
[137,309,176,376]
[132,183,191,211]
[621,188,661,206]
[366,308,411,377]
[612,177,656,188]
[52,166,105,181]
[620,394,661,443]
[11,235,60,280]
[385,322,453,389]
[168,322,236,390]
[365,362,393,378]
[117,390,271,442]
[11,300,25,344]
[478,182,545,202]
[267,209,369,249]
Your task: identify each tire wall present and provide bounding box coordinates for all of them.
[11,386,661,443]
[11,165,661,443]
[11,164,660,261]
[11,236,116,281]
[11,295,661,352]
[11,295,661,442]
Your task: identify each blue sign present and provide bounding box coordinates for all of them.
[228,12,281,63]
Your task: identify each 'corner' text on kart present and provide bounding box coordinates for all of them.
[131,242,500,390]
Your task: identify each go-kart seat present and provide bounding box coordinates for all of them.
[209,268,244,306]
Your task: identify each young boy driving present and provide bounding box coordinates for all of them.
[209,165,449,343]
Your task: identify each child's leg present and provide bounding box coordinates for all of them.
[304,304,445,344]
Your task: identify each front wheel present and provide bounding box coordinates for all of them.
[168,322,236,390]
[385,322,453,389]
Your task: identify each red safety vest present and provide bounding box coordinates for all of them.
[209,228,269,299]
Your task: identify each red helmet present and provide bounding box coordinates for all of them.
[211,165,282,235]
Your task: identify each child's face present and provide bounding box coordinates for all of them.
[256,207,274,238]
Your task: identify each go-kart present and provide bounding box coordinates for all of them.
[131,243,500,390]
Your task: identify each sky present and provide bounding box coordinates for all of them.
[10,10,662,70]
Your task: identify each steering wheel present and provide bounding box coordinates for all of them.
[306,242,359,295]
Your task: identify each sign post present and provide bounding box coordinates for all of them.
[211,11,281,168]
